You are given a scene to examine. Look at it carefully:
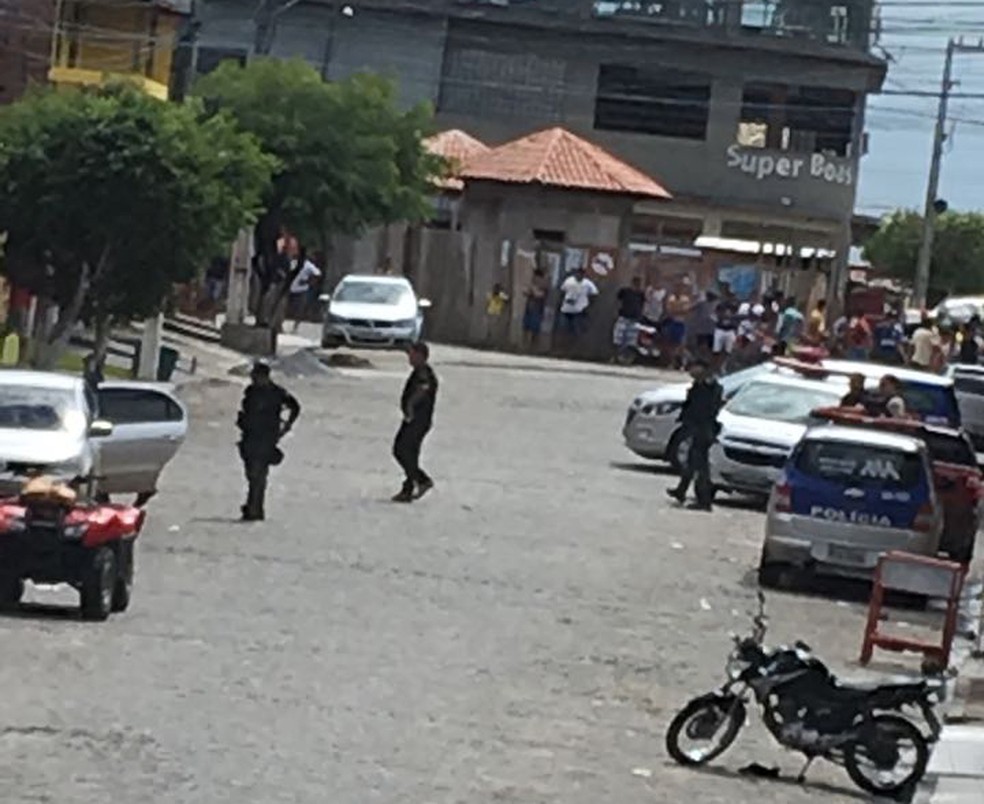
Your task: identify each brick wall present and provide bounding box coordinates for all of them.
[0,0,53,105]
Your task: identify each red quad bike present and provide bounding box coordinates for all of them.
[0,487,146,621]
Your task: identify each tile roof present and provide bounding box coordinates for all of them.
[459,127,671,199]
[423,129,490,191]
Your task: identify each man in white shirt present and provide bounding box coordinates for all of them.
[288,254,322,332]
[909,314,940,369]
[559,268,599,337]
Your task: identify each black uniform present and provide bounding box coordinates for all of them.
[394,363,438,496]
[672,375,723,509]
[237,381,301,520]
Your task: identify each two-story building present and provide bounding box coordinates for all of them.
[192,0,885,259]
[48,0,191,100]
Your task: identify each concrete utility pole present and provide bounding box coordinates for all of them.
[914,37,984,309]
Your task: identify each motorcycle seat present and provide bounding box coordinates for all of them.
[833,677,939,701]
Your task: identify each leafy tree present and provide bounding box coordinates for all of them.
[863,209,984,301]
[193,59,445,321]
[0,84,274,365]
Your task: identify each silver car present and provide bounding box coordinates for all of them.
[623,363,772,469]
[0,371,187,499]
[710,374,845,499]
[761,426,941,585]
[321,275,430,349]
[947,363,984,460]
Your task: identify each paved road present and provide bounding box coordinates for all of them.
[0,348,928,803]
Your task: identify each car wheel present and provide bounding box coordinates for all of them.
[0,575,23,607]
[80,547,116,621]
[758,559,795,590]
[667,430,692,473]
[111,542,134,613]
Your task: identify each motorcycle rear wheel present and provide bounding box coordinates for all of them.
[844,713,929,798]
[665,696,746,766]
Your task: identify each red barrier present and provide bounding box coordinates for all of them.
[861,551,967,669]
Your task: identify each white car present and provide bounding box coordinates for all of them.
[709,374,846,500]
[320,274,431,349]
[622,363,773,470]
[0,371,187,499]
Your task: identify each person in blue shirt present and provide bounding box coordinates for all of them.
[873,310,906,365]
[775,297,805,347]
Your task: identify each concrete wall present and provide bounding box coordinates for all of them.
[0,0,53,104]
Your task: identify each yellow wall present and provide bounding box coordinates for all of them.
[51,1,180,97]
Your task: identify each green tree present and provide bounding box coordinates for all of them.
[863,209,984,301]
[193,59,444,321]
[0,84,274,365]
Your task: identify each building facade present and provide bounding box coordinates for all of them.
[0,0,54,104]
[48,0,191,100]
[193,0,886,254]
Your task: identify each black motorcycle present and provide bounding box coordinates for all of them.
[665,592,940,798]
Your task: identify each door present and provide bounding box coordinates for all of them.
[96,386,187,494]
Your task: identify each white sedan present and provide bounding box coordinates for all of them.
[320,274,430,349]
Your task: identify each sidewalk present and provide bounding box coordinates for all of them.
[916,650,984,803]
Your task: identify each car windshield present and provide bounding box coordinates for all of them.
[720,363,772,396]
[727,381,842,424]
[0,386,79,432]
[334,281,410,306]
[796,441,924,489]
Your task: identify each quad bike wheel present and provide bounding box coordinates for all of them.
[0,575,24,607]
[81,547,117,621]
[111,542,134,613]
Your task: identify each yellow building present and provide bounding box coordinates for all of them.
[48,0,191,101]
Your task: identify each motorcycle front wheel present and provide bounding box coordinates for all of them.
[844,713,929,798]
[665,696,747,766]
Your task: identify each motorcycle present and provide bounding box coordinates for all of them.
[665,592,940,799]
[615,322,662,366]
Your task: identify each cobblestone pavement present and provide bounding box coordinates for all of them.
[0,349,930,803]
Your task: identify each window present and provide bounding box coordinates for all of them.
[796,442,923,489]
[0,386,79,432]
[196,47,247,76]
[737,83,856,156]
[595,65,710,140]
[98,389,183,425]
[727,381,841,423]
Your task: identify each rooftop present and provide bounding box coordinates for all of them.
[423,129,490,191]
[459,127,672,200]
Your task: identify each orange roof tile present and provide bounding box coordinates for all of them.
[459,127,671,200]
[423,129,490,191]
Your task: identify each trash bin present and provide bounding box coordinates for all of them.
[157,346,179,382]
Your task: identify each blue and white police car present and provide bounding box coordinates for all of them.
[760,425,942,587]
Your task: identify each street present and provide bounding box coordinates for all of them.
[0,346,927,803]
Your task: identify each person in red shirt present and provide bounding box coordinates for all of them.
[845,315,873,361]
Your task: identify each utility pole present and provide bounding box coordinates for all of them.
[914,37,984,309]
[253,0,304,56]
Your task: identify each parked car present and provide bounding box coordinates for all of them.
[709,374,845,500]
[946,363,984,459]
[0,371,187,500]
[760,426,942,587]
[932,295,984,326]
[320,274,431,349]
[813,407,982,563]
[623,363,772,469]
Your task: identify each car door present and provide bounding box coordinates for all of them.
[96,386,187,494]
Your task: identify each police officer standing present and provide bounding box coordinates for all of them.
[237,361,301,521]
[667,358,723,512]
[392,342,438,503]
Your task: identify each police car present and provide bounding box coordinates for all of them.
[759,425,942,587]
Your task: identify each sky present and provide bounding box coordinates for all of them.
[858,1,984,215]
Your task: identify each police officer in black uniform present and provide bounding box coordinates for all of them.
[392,342,438,503]
[667,358,723,512]
[237,360,301,521]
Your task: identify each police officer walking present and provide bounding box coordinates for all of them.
[236,361,301,521]
[392,342,438,503]
[667,358,723,512]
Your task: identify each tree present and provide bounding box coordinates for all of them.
[863,209,984,302]
[0,84,274,365]
[193,59,445,322]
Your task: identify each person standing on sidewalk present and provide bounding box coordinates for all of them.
[667,358,723,512]
[392,342,439,503]
[236,361,301,521]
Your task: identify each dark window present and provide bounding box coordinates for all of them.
[796,442,924,489]
[737,82,856,156]
[595,65,710,140]
[196,47,247,76]
[97,389,183,425]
